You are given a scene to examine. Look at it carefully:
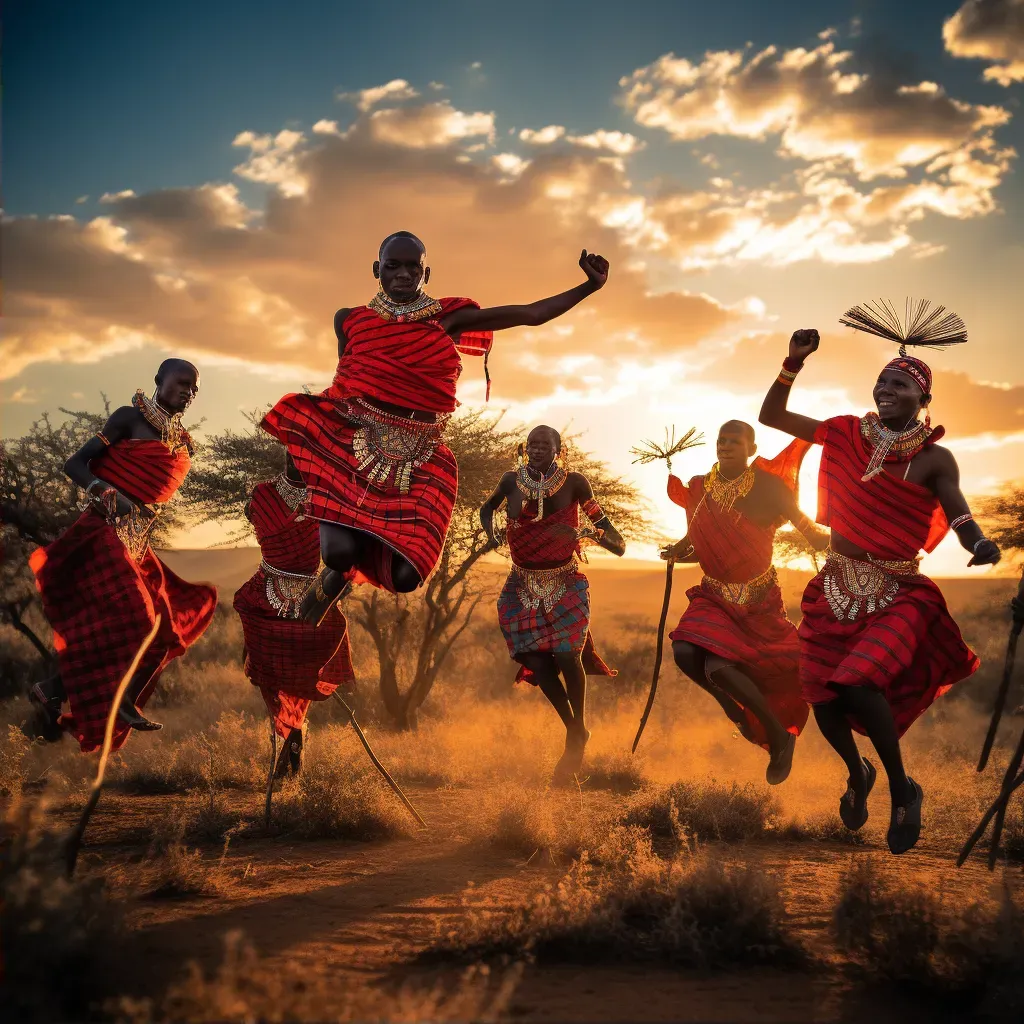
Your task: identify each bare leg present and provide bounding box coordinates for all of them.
[813,697,874,829]
[519,653,574,730]
[836,686,914,805]
[298,523,363,623]
[672,641,750,733]
[389,553,422,594]
[555,651,590,771]
[705,655,791,752]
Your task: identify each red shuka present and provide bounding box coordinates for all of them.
[498,501,615,685]
[800,415,979,736]
[30,440,217,753]
[261,298,492,591]
[233,481,355,738]
[667,441,812,750]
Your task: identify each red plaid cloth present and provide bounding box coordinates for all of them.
[667,440,812,750]
[261,298,491,592]
[498,502,615,684]
[799,416,978,736]
[30,440,216,753]
[233,482,354,737]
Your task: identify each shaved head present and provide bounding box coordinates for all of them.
[720,419,755,443]
[155,357,199,383]
[528,424,562,450]
[378,231,426,260]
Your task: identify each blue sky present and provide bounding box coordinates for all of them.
[5,0,1024,570]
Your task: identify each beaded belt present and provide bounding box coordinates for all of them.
[109,504,162,563]
[345,396,447,495]
[701,565,778,606]
[260,559,316,619]
[511,558,580,613]
[822,549,919,622]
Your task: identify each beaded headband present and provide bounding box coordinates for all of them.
[882,355,932,395]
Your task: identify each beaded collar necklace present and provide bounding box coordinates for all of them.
[274,473,307,516]
[133,389,191,454]
[516,459,568,520]
[859,412,931,482]
[368,289,443,323]
[703,463,755,514]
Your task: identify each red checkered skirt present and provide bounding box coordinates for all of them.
[29,507,217,753]
[669,583,808,750]
[233,569,355,737]
[262,393,456,591]
[497,565,615,685]
[799,570,978,738]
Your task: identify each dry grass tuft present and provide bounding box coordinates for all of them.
[834,857,1024,1017]
[0,797,124,1020]
[143,840,235,900]
[621,777,781,844]
[426,824,804,970]
[110,930,520,1023]
[581,748,649,793]
[271,737,417,841]
[781,813,868,845]
[0,724,31,796]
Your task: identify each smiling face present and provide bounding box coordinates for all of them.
[716,420,756,476]
[526,426,561,474]
[374,235,428,302]
[873,367,927,427]
[154,362,199,413]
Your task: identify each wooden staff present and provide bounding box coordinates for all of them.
[632,555,675,753]
[65,615,161,876]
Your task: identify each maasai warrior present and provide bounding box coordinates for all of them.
[661,420,828,785]
[262,232,610,622]
[760,326,1000,853]
[233,454,356,776]
[27,360,217,752]
[480,426,626,783]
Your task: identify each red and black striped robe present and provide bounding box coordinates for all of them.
[261,298,491,592]
[30,439,217,753]
[233,481,355,737]
[498,500,615,685]
[667,441,811,750]
[800,415,979,736]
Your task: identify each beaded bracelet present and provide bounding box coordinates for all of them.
[949,513,974,531]
[777,357,803,386]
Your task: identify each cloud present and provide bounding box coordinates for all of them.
[620,40,1011,180]
[944,0,1024,86]
[337,79,420,112]
[519,125,644,154]
[7,386,44,404]
[2,100,734,397]
[367,101,496,148]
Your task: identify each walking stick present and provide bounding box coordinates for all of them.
[66,615,161,877]
[977,567,1024,772]
[264,722,278,830]
[628,425,704,755]
[633,555,675,753]
[331,692,427,828]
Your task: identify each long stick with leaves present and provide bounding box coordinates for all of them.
[629,427,704,753]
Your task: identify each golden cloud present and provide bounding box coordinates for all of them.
[944,0,1024,86]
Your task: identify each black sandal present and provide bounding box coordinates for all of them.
[117,693,163,731]
[24,683,64,743]
[766,733,796,786]
[839,757,876,830]
[887,778,923,855]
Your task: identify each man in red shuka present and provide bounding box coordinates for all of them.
[760,329,1000,854]
[661,420,828,785]
[262,232,609,624]
[28,359,217,753]
[233,454,356,777]
[481,426,626,784]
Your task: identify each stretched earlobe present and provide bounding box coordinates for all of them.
[372,260,380,280]
[423,266,431,285]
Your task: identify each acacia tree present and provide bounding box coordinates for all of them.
[978,483,1024,557]
[185,409,655,730]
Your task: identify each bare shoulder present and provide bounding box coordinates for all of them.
[334,308,353,336]
[105,405,143,431]
[925,442,958,473]
[499,470,517,491]
[568,471,594,497]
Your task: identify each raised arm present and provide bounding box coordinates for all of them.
[480,473,513,549]
[64,406,146,518]
[777,482,830,553]
[758,329,824,444]
[929,448,1000,567]
[441,251,608,338]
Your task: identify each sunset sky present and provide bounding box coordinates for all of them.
[5,0,1024,574]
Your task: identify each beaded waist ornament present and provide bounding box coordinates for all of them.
[701,565,778,606]
[821,549,919,622]
[113,506,160,563]
[260,560,316,619]
[511,557,580,613]
[345,397,447,495]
